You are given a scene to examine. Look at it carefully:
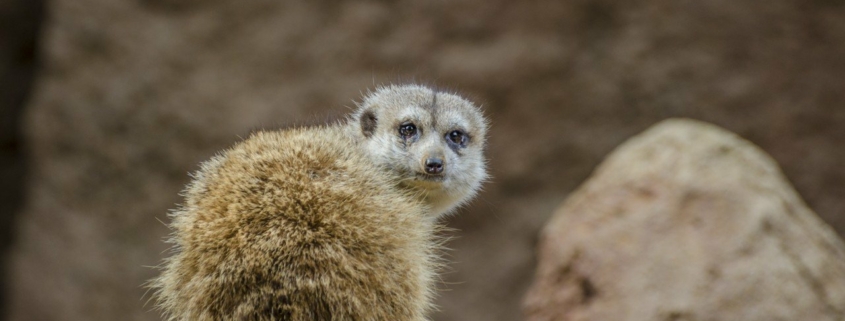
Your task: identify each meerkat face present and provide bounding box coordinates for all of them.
[351,85,488,217]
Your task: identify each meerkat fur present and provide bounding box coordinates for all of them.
[151,84,487,320]
[349,84,488,217]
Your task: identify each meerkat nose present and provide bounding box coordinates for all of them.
[424,158,444,175]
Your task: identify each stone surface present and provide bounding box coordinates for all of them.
[6,0,845,320]
[524,119,845,321]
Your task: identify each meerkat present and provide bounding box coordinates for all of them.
[151,84,488,321]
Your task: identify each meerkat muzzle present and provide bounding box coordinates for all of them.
[424,157,444,175]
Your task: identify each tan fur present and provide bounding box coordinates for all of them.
[151,85,487,321]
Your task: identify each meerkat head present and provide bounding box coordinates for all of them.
[350,84,488,217]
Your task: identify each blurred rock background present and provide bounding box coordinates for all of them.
[0,0,43,319]
[1,0,844,320]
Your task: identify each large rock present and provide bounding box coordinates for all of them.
[523,119,845,321]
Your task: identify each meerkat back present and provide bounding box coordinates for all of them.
[153,126,437,321]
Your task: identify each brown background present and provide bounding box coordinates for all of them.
[1,0,844,320]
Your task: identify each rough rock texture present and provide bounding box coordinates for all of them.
[6,0,845,320]
[524,119,845,321]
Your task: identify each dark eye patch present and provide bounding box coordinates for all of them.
[446,130,468,149]
[399,122,417,139]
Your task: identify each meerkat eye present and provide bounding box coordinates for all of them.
[399,123,417,138]
[447,130,468,148]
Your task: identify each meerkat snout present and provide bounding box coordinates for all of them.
[424,156,444,175]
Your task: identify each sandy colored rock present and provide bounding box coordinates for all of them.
[524,119,845,321]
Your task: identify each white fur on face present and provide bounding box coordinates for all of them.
[351,85,488,217]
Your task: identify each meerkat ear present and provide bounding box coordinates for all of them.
[360,109,377,138]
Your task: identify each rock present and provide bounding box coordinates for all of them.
[523,119,845,321]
